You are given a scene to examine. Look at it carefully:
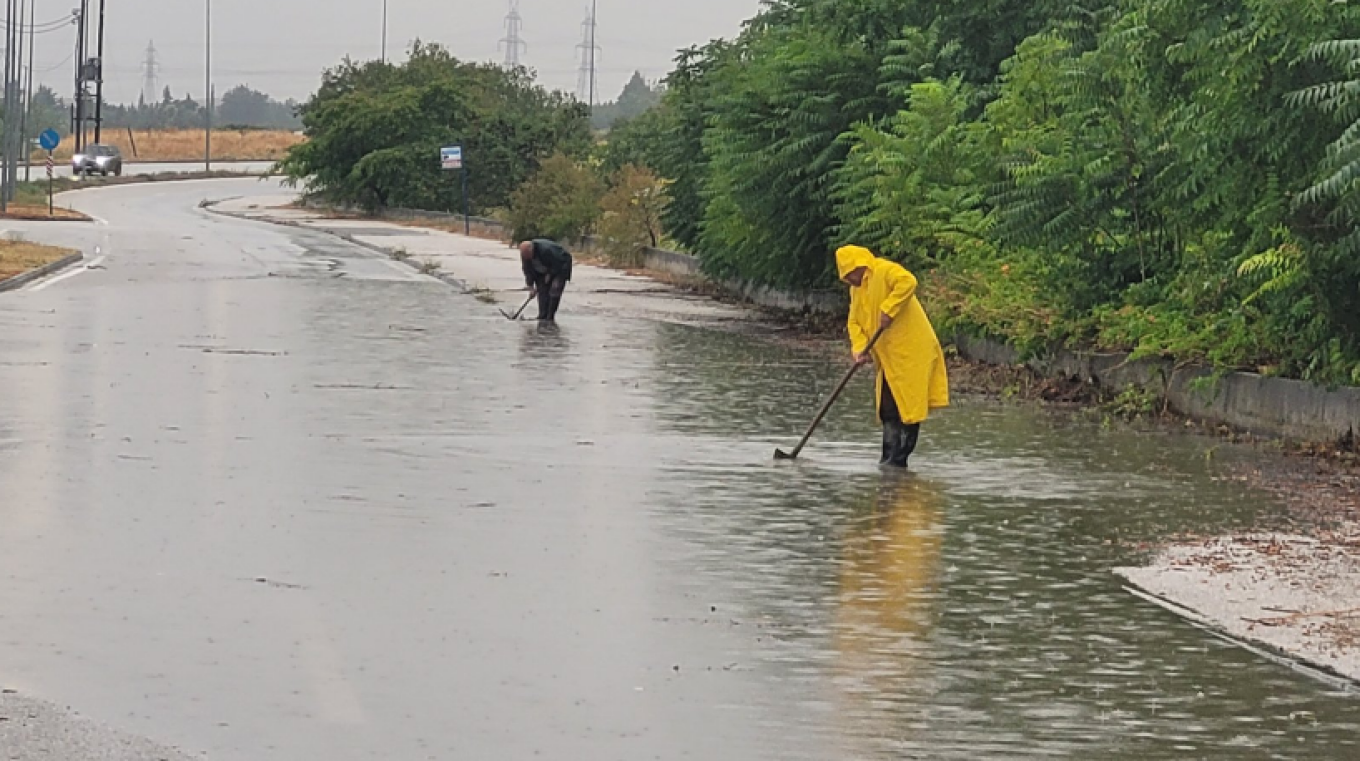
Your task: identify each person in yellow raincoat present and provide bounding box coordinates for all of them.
[835,245,949,468]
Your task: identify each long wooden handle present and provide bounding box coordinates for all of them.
[512,293,534,319]
[785,325,888,459]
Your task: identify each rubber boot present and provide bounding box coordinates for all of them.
[881,422,908,468]
[889,423,920,468]
[880,423,897,465]
[546,294,563,321]
[535,287,552,320]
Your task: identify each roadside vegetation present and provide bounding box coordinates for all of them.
[41,129,302,163]
[0,239,76,279]
[278,42,590,215]
[281,5,1360,387]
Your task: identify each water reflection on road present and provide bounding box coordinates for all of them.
[645,323,1358,759]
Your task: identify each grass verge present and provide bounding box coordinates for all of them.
[0,239,77,280]
[40,129,301,163]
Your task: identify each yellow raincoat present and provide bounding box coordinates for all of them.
[836,246,949,424]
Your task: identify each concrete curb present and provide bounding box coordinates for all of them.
[1120,581,1360,689]
[0,212,94,223]
[200,201,472,293]
[953,333,1360,445]
[0,251,85,293]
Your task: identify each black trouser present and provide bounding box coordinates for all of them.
[531,274,567,321]
[879,377,921,468]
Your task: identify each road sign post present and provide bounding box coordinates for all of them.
[39,130,61,217]
[441,145,469,236]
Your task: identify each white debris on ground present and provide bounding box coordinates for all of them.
[1118,534,1360,682]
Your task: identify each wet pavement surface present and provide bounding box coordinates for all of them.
[0,180,1357,759]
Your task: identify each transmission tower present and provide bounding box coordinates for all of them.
[141,40,159,105]
[498,0,526,67]
[574,2,599,105]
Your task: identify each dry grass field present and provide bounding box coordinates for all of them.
[44,129,303,162]
[0,239,78,280]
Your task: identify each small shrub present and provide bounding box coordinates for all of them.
[595,164,670,267]
[506,153,603,243]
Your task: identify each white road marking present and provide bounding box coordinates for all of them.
[27,250,105,292]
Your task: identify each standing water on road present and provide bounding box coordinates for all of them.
[0,187,1354,759]
[646,325,1359,759]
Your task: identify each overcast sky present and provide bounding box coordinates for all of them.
[26,0,762,106]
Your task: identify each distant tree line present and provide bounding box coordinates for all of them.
[7,84,301,136]
[105,85,301,130]
[590,72,662,130]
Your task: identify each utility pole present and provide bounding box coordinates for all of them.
[381,0,387,63]
[205,0,211,171]
[588,0,597,109]
[3,0,13,209]
[9,0,25,201]
[23,0,36,181]
[499,0,526,68]
[74,0,87,154]
[93,0,105,143]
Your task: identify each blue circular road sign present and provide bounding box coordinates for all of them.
[39,129,60,151]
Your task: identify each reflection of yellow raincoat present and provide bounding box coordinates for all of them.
[836,246,949,424]
[833,480,944,744]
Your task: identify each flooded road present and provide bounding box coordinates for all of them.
[0,181,1355,759]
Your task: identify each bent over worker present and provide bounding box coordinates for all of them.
[836,245,950,468]
[519,239,574,321]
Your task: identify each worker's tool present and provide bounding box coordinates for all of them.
[775,325,888,461]
[500,292,535,321]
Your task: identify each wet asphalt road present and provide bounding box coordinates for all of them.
[1,180,1358,759]
[0,180,826,760]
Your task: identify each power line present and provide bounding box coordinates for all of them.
[498,0,526,68]
[0,14,74,33]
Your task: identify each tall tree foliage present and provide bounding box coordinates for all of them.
[697,0,914,286]
[280,42,590,213]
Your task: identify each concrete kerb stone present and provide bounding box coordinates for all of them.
[953,333,1360,445]
[1120,580,1360,690]
[0,251,85,293]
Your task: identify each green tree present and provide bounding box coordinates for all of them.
[595,164,671,266]
[591,71,663,129]
[506,153,604,242]
[279,42,590,214]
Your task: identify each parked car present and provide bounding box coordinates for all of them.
[72,144,123,177]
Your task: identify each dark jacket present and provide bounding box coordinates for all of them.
[522,239,573,285]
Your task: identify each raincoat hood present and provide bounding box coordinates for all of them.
[836,245,876,279]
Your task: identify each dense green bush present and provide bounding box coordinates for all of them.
[279,42,590,215]
[506,154,603,243]
[609,0,1360,384]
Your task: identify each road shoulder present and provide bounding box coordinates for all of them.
[204,194,768,331]
[0,240,83,292]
